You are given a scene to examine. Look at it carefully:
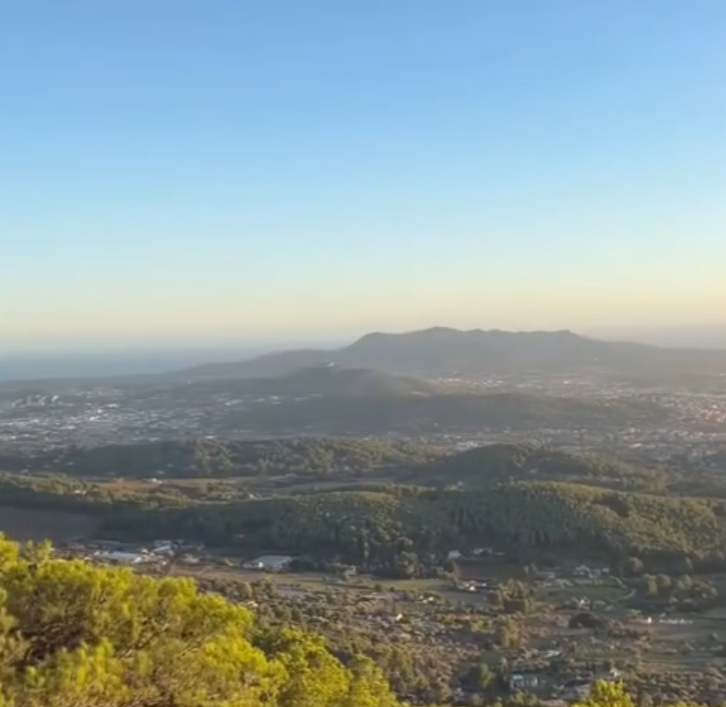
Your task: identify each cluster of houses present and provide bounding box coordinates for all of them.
[67,540,297,575]
[449,554,612,595]
[88,539,204,567]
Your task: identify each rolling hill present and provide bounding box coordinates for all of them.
[2,437,441,478]
[410,443,670,491]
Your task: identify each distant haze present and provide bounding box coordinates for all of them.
[0,346,281,382]
[2,325,726,382]
[584,326,726,350]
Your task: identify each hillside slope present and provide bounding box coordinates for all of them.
[104,481,726,574]
[0,437,441,478]
[412,443,669,492]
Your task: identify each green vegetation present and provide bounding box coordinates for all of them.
[573,681,703,707]
[416,443,669,492]
[490,580,535,614]
[574,682,636,707]
[451,482,726,564]
[3,438,441,479]
[4,443,726,579]
[237,579,460,704]
[0,535,399,707]
[636,573,719,611]
[0,473,191,513]
[102,480,726,576]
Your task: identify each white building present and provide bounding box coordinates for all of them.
[94,551,148,565]
[243,555,293,572]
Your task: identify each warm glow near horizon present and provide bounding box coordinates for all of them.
[5,273,725,353]
[3,2,725,353]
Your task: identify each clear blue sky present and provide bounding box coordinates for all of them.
[2,1,725,352]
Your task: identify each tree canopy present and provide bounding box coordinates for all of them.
[0,535,399,707]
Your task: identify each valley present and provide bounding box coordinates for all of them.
[2,328,726,705]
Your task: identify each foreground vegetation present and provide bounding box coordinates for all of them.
[0,532,718,706]
[0,535,399,707]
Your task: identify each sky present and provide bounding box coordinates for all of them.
[2,0,726,354]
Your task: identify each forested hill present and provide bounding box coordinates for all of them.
[103,482,726,578]
[1,438,669,482]
[413,443,670,492]
[0,437,442,478]
[4,441,726,577]
[173,327,726,380]
[0,439,672,487]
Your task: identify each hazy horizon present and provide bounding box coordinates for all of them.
[3,323,726,382]
[4,2,725,352]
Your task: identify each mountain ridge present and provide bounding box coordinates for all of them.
[174,326,726,381]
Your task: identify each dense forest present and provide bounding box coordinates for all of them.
[0,438,441,479]
[101,481,726,577]
[413,444,670,492]
[0,438,675,489]
[3,442,726,579]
